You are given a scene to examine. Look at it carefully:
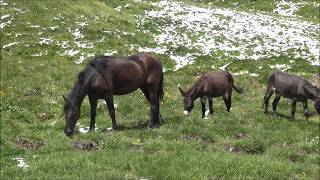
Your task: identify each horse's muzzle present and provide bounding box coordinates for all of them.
[64,127,73,136]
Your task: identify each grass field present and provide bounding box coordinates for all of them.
[1,0,319,179]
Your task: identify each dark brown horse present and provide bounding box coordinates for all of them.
[263,71,320,122]
[63,53,164,136]
[179,70,243,118]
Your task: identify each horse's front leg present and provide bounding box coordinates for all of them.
[148,90,160,128]
[89,96,97,131]
[200,97,206,118]
[105,96,117,130]
[272,94,281,118]
[302,100,309,123]
[208,98,214,114]
[291,97,297,120]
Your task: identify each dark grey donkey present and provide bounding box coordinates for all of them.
[179,70,244,118]
[263,71,320,122]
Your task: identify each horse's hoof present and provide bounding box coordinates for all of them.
[148,123,160,129]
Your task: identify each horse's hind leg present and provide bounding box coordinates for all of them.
[302,100,309,123]
[209,98,214,114]
[291,97,297,120]
[148,86,160,128]
[263,86,274,114]
[105,95,117,130]
[200,97,206,118]
[140,87,151,103]
[223,90,232,112]
[89,95,97,131]
[272,94,281,118]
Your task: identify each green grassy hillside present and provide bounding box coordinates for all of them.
[1,0,319,179]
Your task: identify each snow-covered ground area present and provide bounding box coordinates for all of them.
[1,0,319,71]
[13,157,29,169]
[140,0,320,70]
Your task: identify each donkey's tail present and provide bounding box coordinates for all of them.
[233,84,244,94]
[158,73,164,100]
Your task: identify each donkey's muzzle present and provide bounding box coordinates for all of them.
[64,127,73,136]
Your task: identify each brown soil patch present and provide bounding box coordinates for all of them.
[73,139,103,151]
[16,138,44,150]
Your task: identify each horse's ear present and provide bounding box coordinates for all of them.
[178,86,185,96]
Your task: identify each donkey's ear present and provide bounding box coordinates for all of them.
[178,86,185,96]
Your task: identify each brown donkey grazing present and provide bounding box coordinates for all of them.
[263,71,320,122]
[63,53,164,136]
[179,70,244,118]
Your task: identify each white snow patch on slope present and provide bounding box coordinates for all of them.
[140,0,320,69]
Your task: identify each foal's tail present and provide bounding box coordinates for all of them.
[158,73,164,100]
[233,84,244,94]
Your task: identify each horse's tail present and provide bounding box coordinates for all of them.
[158,73,164,100]
[233,83,244,94]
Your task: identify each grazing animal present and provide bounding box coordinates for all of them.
[63,53,164,136]
[178,70,244,118]
[263,71,320,122]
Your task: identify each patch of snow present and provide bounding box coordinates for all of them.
[171,54,195,71]
[1,14,10,20]
[232,71,248,76]
[79,127,98,134]
[49,26,59,30]
[69,28,84,39]
[3,42,18,48]
[39,37,53,45]
[75,41,94,49]
[138,47,167,54]
[30,25,40,28]
[274,0,306,17]
[270,64,292,71]
[140,0,320,68]
[64,49,80,57]
[249,73,259,77]
[103,50,117,56]
[13,158,29,169]
[0,0,8,6]
[115,6,122,12]
[219,63,231,70]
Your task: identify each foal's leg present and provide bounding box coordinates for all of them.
[89,95,97,131]
[105,96,117,129]
[148,86,160,128]
[208,98,214,114]
[223,90,232,112]
[272,94,281,118]
[263,87,274,114]
[302,100,309,123]
[291,97,297,120]
[200,97,206,118]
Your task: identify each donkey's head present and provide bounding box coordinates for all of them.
[303,85,320,114]
[179,86,194,116]
[63,95,80,136]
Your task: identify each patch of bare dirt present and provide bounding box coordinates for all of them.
[73,139,103,151]
[16,138,44,150]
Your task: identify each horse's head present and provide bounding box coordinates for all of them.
[179,86,194,116]
[63,95,80,136]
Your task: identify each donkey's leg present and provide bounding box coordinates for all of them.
[89,95,97,131]
[263,87,274,114]
[148,86,160,128]
[223,90,232,112]
[302,100,309,123]
[200,97,206,118]
[272,94,281,118]
[105,96,117,130]
[208,98,214,114]
[291,97,297,120]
